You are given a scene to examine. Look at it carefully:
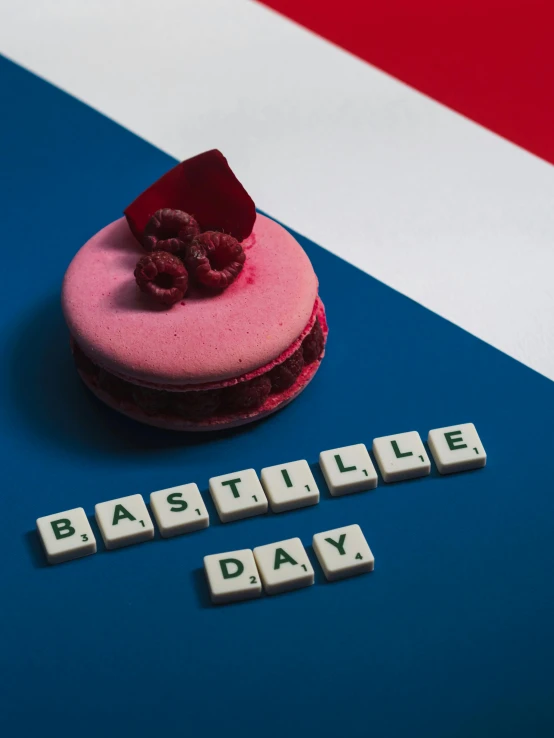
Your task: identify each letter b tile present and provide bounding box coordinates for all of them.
[36,507,96,564]
[204,549,262,604]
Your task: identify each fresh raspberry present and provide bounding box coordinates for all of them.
[223,375,271,413]
[172,388,222,419]
[185,231,245,289]
[72,342,98,378]
[132,386,169,415]
[142,209,200,253]
[97,369,131,401]
[269,348,304,392]
[134,251,189,306]
[302,318,324,363]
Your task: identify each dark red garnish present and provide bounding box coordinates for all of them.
[124,150,256,244]
[223,375,272,412]
[173,388,222,419]
[269,348,304,392]
[302,318,324,363]
[142,209,199,253]
[134,251,189,306]
[185,232,245,289]
[132,386,169,415]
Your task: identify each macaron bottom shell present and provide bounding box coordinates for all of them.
[77,348,325,431]
[72,301,327,431]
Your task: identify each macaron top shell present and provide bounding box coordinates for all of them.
[62,214,318,387]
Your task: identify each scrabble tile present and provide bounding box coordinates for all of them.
[319,444,378,496]
[372,431,431,483]
[209,468,268,523]
[150,483,209,538]
[260,459,319,513]
[36,507,96,564]
[254,537,314,595]
[95,494,154,550]
[204,548,262,604]
[313,524,374,581]
[428,422,487,474]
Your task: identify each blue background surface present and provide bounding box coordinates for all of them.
[1,55,553,738]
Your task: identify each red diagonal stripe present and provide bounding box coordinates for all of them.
[259,0,554,166]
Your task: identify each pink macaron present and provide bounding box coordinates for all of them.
[61,151,327,430]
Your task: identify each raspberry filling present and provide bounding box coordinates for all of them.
[72,318,324,421]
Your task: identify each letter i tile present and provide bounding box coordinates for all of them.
[260,460,319,512]
[204,549,262,604]
[209,469,268,523]
[319,444,378,496]
[36,507,96,564]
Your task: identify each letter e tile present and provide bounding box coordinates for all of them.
[428,423,486,474]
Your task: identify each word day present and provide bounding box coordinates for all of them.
[205,524,375,603]
[35,422,486,566]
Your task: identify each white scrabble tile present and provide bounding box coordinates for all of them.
[150,483,209,538]
[260,459,319,513]
[372,431,431,483]
[313,524,374,581]
[428,422,487,474]
[319,443,378,496]
[204,548,262,604]
[209,468,267,523]
[95,494,154,550]
[254,537,314,595]
[36,507,96,564]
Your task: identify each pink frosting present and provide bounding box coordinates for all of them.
[62,214,319,387]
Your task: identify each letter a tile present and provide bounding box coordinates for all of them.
[95,494,154,550]
[204,549,262,604]
[254,537,314,594]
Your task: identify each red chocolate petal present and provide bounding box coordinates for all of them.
[124,150,256,244]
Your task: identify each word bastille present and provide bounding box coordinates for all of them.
[36,423,485,600]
